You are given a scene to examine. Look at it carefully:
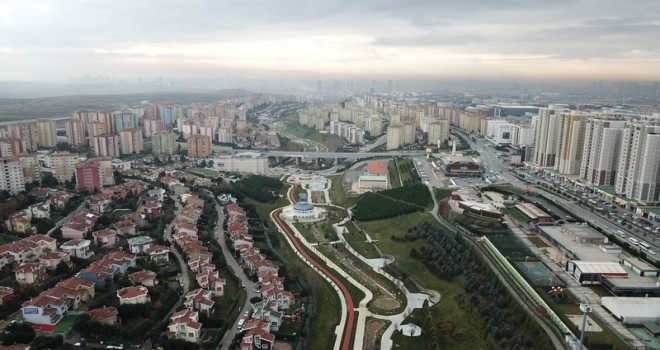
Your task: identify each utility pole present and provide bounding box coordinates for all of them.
[578,303,592,350]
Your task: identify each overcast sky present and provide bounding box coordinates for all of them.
[1,0,659,82]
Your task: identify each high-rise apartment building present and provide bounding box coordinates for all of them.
[217,128,233,144]
[88,121,109,147]
[152,132,177,155]
[386,125,402,150]
[555,112,588,175]
[0,158,25,194]
[75,162,102,193]
[65,119,85,147]
[36,119,57,148]
[50,151,80,183]
[93,133,120,158]
[364,115,383,137]
[580,119,627,186]
[119,128,143,155]
[16,154,41,184]
[187,135,212,158]
[0,138,23,158]
[615,123,660,203]
[112,111,139,133]
[8,123,38,153]
[143,118,166,138]
[427,119,449,145]
[533,107,564,167]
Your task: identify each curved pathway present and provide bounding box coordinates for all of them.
[271,208,356,350]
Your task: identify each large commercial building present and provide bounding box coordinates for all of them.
[65,119,85,147]
[187,135,212,158]
[212,153,268,174]
[580,119,627,186]
[486,119,516,145]
[152,132,177,155]
[0,158,25,194]
[615,123,660,203]
[119,128,144,155]
[93,133,121,158]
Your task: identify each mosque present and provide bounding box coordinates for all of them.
[280,194,326,223]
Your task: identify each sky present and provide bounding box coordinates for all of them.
[1,0,660,82]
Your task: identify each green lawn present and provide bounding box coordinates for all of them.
[283,122,347,151]
[342,222,380,259]
[329,175,359,208]
[358,212,492,350]
[388,160,401,188]
[112,209,132,220]
[502,207,531,223]
[54,315,78,333]
[187,167,222,178]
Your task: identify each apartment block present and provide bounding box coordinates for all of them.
[75,162,102,193]
[119,128,144,155]
[8,123,38,153]
[112,111,139,133]
[615,123,660,203]
[152,132,177,155]
[0,138,23,158]
[580,119,627,186]
[187,135,212,158]
[0,158,25,195]
[65,119,85,147]
[427,119,449,146]
[50,151,80,183]
[555,112,588,175]
[36,119,57,148]
[93,134,120,158]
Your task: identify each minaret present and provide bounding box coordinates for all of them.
[451,140,457,155]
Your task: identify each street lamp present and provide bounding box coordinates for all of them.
[578,303,592,350]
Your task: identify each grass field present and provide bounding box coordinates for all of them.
[342,221,381,258]
[358,212,491,350]
[187,167,222,179]
[388,160,401,188]
[283,122,346,151]
[54,315,78,333]
[329,175,360,208]
[502,207,532,223]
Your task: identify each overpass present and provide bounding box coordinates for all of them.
[239,150,426,160]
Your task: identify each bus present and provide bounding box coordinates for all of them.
[639,241,651,251]
[629,237,639,246]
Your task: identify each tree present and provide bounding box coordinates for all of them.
[41,172,59,187]
[1,322,35,345]
[54,261,71,276]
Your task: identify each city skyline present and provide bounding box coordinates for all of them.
[1,0,660,82]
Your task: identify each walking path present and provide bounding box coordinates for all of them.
[272,180,438,349]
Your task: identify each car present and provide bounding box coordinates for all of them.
[244,310,250,317]
[649,249,656,255]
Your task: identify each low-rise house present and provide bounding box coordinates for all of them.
[56,277,95,302]
[146,245,170,266]
[39,251,72,270]
[128,270,158,287]
[40,286,83,310]
[92,229,117,248]
[77,264,116,288]
[15,263,48,286]
[25,234,57,252]
[49,191,72,208]
[89,194,113,213]
[89,306,119,325]
[117,286,150,305]
[61,220,91,240]
[166,309,202,343]
[21,295,68,331]
[240,325,275,350]
[195,271,226,296]
[0,286,14,305]
[28,202,51,219]
[4,212,31,234]
[113,218,137,236]
[142,200,162,219]
[184,288,215,315]
[0,343,29,350]
[108,251,137,268]
[60,239,93,259]
[127,236,153,254]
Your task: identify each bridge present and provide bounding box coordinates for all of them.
[235,150,427,160]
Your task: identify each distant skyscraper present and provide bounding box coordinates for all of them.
[112,111,139,133]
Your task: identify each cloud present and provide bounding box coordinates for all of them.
[0,0,659,81]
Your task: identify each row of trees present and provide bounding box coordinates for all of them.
[233,175,284,203]
[353,192,420,221]
[409,222,554,349]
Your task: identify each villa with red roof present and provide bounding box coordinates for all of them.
[128,270,158,287]
[89,306,119,325]
[166,309,202,343]
[117,286,150,305]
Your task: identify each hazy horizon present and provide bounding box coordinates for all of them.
[2,0,660,82]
